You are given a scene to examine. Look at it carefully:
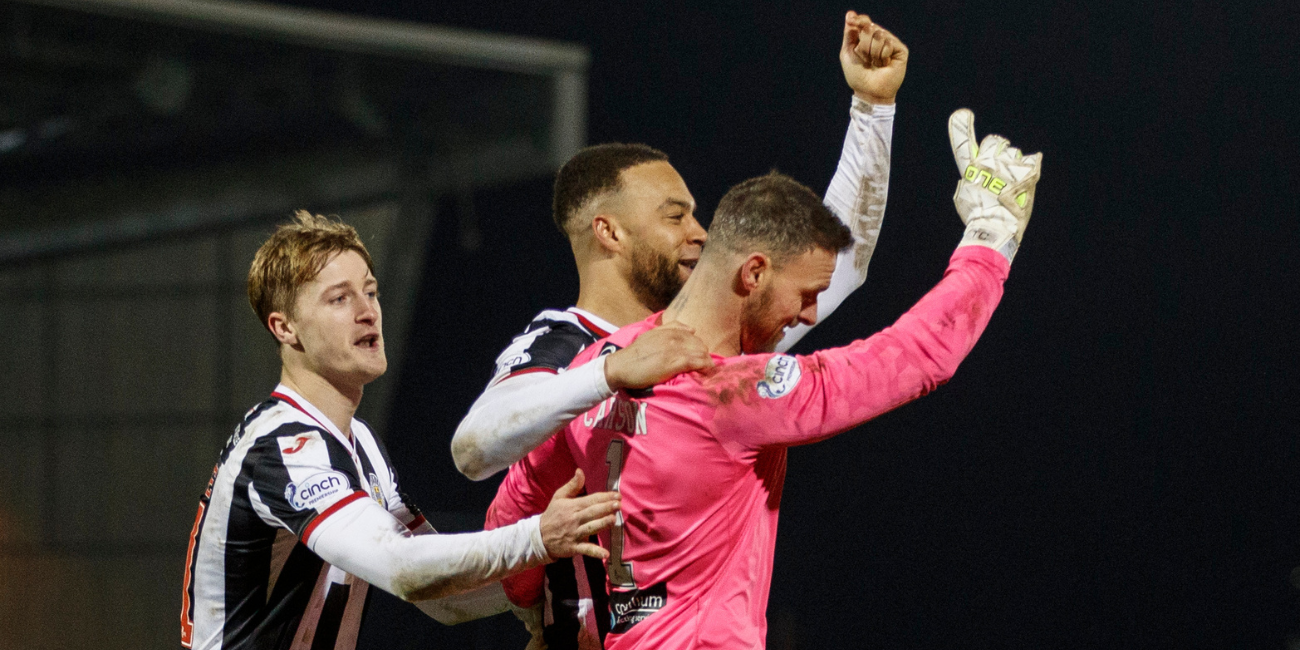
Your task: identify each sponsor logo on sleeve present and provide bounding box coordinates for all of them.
[494,350,531,377]
[492,329,546,379]
[284,470,349,511]
[609,581,667,634]
[756,354,802,399]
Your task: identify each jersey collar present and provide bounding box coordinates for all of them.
[271,384,355,446]
[568,307,617,339]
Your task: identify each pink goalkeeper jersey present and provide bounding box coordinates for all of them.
[486,246,1010,649]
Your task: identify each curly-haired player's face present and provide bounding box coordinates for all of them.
[285,250,387,389]
[613,161,707,311]
[741,247,838,353]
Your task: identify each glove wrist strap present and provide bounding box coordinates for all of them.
[958,222,1019,262]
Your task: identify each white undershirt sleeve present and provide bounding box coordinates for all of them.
[307,497,550,602]
[778,98,895,352]
[451,356,613,481]
[412,581,512,625]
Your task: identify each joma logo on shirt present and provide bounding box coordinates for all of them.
[584,396,648,435]
[281,436,310,454]
[284,471,348,510]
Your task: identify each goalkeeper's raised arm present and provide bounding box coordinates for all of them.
[711,108,1044,447]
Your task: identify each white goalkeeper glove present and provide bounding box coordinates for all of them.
[948,108,1043,262]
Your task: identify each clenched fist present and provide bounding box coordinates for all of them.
[604,321,714,391]
[840,11,908,105]
[539,470,620,560]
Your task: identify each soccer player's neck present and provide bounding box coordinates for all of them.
[664,264,743,357]
[574,257,655,328]
[278,364,362,439]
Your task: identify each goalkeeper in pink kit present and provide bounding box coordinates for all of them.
[487,109,1043,648]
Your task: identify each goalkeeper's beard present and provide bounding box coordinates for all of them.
[627,239,685,313]
[740,284,784,354]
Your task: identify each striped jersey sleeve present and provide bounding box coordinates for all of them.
[488,312,599,386]
[243,423,369,543]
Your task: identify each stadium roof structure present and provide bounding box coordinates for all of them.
[0,0,589,264]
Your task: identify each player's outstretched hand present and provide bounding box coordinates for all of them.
[604,321,714,391]
[539,470,619,560]
[840,11,908,104]
[949,108,1043,262]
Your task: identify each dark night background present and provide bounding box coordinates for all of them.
[270,1,1299,647]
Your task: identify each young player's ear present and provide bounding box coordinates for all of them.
[268,312,299,348]
[590,214,625,254]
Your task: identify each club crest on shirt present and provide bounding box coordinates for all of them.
[368,472,387,509]
[284,470,348,511]
[756,354,802,399]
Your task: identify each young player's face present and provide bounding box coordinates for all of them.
[615,161,707,311]
[741,246,838,353]
[288,250,387,389]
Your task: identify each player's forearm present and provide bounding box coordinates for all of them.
[309,499,550,602]
[452,358,613,481]
[412,581,512,625]
[811,246,1009,434]
[779,99,894,351]
[824,97,894,232]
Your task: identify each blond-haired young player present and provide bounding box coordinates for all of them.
[179,212,620,650]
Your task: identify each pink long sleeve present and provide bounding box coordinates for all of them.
[706,245,1009,455]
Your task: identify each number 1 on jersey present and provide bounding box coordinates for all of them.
[605,438,635,588]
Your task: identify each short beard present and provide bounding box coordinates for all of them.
[740,284,783,354]
[627,240,684,312]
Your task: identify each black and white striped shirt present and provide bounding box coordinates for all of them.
[181,385,427,650]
